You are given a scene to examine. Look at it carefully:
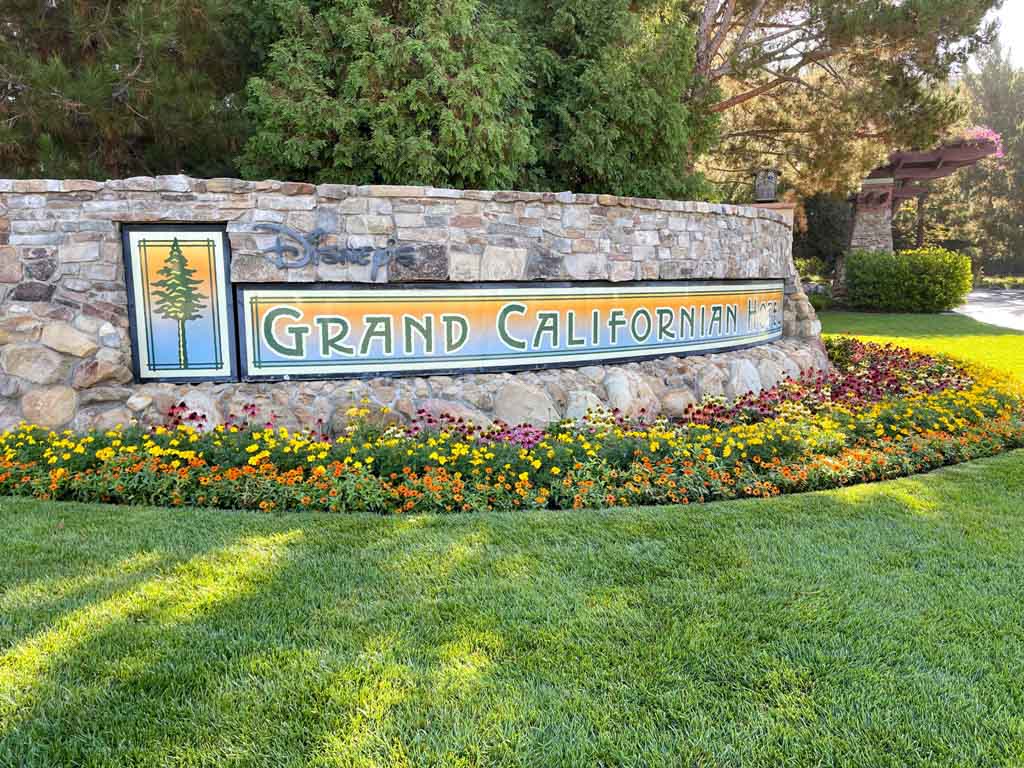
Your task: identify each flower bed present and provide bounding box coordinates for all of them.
[2,338,1022,514]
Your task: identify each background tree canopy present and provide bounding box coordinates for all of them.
[0,0,1006,201]
[0,0,257,178]
[893,43,1024,275]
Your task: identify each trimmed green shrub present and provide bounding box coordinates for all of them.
[808,293,833,312]
[845,247,973,313]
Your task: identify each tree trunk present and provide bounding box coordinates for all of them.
[177,319,188,368]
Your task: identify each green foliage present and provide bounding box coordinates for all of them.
[980,275,1024,289]
[239,0,716,197]
[808,293,833,312]
[498,0,717,198]
[845,247,974,313]
[238,0,537,189]
[895,42,1024,275]
[709,65,968,199]
[0,0,256,178]
[793,194,854,276]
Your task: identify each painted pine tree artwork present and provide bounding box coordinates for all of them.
[150,238,208,368]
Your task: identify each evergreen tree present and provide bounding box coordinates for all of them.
[151,239,207,368]
[0,0,258,178]
[239,0,536,190]
[497,0,717,199]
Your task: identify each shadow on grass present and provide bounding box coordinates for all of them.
[1,451,1023,766]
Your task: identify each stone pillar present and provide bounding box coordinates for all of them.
[834,177,894,301]
[849,178,894,253]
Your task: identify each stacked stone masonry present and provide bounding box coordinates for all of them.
[0,176,825,431]
[849,205,894,253]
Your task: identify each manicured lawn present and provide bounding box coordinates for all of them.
[820,310,1024,379]
[2,311,1024,766]
[2,452,1024,767]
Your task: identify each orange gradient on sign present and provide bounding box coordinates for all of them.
[248,285,783,372]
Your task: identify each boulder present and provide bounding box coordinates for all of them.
[72,359,133,389]
[0,317,42,345]
[126,394,153,412]
[21,385,77,428]
[415,398,492,428]
[564,390,602,421]
[98,322,121,348]
[725,359,762,399]
[93,407,134,431]
[756,359,785,391]
[662,388,698,418]
[80,386,133,405]
[494,381,560,425]
[2,344,67,385]
[694,365,727,400]
[604,369,660,419]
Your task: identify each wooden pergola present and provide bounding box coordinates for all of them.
[856,137,1001,246]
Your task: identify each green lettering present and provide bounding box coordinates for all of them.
[443,314,469,353]
[656,308,675,341]
[708,304,723,337]
[607,309,627,345]
[316,316,353,356]
[533,311,559,349]
[630,308,652,343]
[679,306,696,338]
[360,316,393,356]
[403,314,434,355]
[496,303,527,351]
[263,306,309,358]
[566,310,586,347]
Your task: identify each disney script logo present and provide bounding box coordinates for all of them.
[255,223,416,281]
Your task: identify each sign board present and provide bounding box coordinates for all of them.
[120,225,784,382]
[122,225,237,382]
[236,281,783,380]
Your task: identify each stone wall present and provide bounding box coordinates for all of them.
[0,176,825,431]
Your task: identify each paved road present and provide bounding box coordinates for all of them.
[954,289,1024,331]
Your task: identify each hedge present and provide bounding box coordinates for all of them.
[845,247,973,312]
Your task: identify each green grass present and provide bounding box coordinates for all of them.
[820,310,1024,379]
[2,311,1024,767]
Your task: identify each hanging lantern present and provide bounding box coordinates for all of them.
[753,169,780,203]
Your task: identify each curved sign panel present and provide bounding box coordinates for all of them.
[237,280,783,380]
